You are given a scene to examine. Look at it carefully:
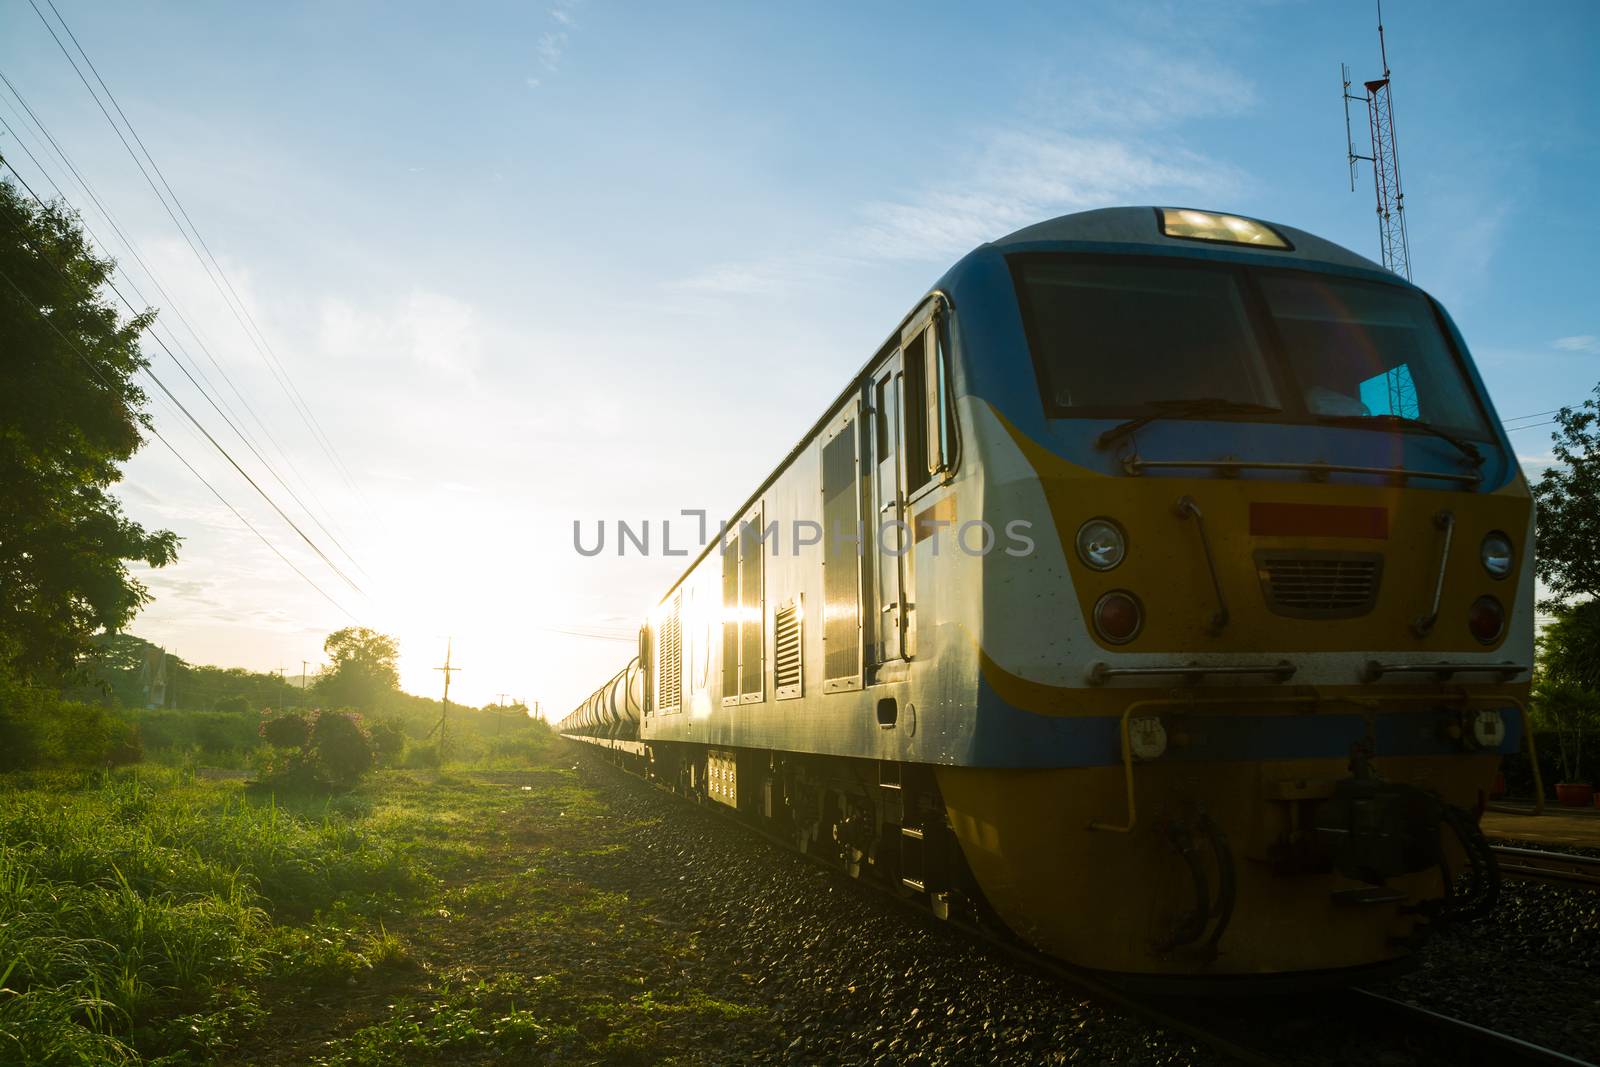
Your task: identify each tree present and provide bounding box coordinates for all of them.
[1540,599,1600,691]
[0,167,178,683]
[1534,602,1600,784]
[315,627,400,710]
[1531,383,1600,606]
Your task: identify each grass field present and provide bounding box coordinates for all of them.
[0,729,773,1065]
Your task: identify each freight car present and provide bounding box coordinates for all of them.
[559,206,1531,984]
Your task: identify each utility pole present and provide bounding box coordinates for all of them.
[433,639,462,763]
[494,692,510,736]
[301,660,309,707]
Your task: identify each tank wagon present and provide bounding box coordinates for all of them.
[560,206,1532,984]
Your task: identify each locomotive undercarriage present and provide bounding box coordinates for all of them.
[616,740,991,926]
[576,734,1501,985]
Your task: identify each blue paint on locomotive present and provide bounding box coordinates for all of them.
[967,674,1523,769]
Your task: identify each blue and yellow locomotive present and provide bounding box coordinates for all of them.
[560,206,1530,982]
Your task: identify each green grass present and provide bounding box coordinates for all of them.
[0,766,428,1065]
[0,729,778,1065]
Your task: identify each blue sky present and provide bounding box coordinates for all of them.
[1,1,1595,709]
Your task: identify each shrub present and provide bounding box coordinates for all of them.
[215,694,250,714]
[260,711,310,749]
[401,741,440,769]
[482,727,556,767]
[0,677,141,771]
[369,719,405,763]
[309,711,375,786]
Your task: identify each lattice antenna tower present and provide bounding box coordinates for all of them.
[1342,0,1412,280]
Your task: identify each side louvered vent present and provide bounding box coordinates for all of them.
[657,592,682,712]
[774,598,802,700]
[1256,551,1383,619]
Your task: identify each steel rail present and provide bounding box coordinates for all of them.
[1346,988,1592,1066]
[1489,844,1600,891]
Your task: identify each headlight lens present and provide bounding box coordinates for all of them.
[1076,518,1127,571]
[1481,531,1514,579]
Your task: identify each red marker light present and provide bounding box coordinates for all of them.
[1094,591,1143,645]
[1468,596,1505,644]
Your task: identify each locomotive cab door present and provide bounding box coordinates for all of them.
[869,356,910,668]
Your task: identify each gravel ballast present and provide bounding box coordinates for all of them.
[566,748,1600,1064]
[564,750,1226,1065]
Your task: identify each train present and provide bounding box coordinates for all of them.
[559,206,1532,985]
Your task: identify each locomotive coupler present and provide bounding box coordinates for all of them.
[1312,777,1444,885]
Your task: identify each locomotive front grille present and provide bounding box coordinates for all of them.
[1254,550,1383,619]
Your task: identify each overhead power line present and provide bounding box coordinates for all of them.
[27,0,365,499]
[0,187,365,598]
[0,148,369,588]
[0,73,367,581]
[1502,409,1561,425]
[0,262,360,624]
[533,625,638,643]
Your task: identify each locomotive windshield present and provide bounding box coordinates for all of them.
[1011,256,1491,438]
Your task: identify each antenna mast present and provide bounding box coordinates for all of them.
[1342,0,1412,280]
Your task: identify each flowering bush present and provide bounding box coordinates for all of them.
[260,710,310,749]
[254,708,376,789]
[310,711,374,786]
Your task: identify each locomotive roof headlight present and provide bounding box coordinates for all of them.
[1093,590,1143,645]
[1480,531,1514,580]
[1128,716,1168,761]
[1076,518,1127,571]
[1157,208,1291,249]
[1468,595,1506,644]
[1471,709,1506,750]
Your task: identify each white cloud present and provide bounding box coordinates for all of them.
[670,126,1242,294]
[536,31,569,72]
[668,257,834,297]
[851,130,1239,263]
[529,2,582,82]
[1031,46,1258,131]
[318,291,483,380]
[671,47,1252,294]
[1553,335,1598,353]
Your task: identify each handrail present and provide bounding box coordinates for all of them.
[1411,510,1455,636]
[1175,495,1228,634]
[1122,455,1482,485]
[1086,661,1296,686]
[1088,697,1167,834]
[1361,659,1526,683]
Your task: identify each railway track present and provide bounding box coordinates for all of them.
[573,745,1592,1066]
[1342,989,1592,1067]
[1490,844,1600,891]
